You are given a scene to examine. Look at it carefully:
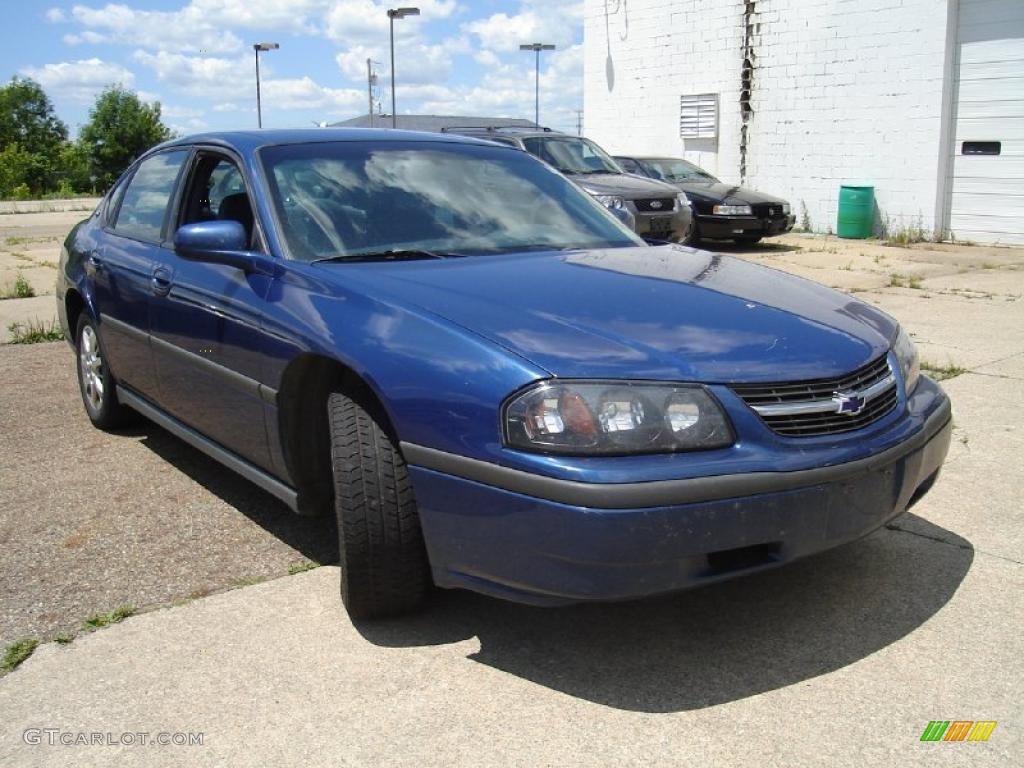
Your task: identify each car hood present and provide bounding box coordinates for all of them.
[673,181,786,206]
[338,245,896,383]
[570,173,679,199]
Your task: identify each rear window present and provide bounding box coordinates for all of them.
[113,150,189,242]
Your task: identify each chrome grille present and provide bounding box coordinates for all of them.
[732,355,899,437]
[752,203,785,219]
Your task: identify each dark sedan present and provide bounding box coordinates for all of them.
[615,156,795,245]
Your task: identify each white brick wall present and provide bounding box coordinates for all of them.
[584,0,953,236]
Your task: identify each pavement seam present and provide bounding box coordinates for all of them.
[885,523,1023,565]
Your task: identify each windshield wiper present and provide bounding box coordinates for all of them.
[311,249,465,264]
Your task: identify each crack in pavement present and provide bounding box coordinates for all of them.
[885,522,1023,565]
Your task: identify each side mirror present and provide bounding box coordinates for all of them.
[173,221,277,275]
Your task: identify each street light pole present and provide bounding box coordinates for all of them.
[253,42,280,129]
[519,43,555,126]
[387,7,420,128]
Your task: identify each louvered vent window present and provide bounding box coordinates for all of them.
[679,93,718,139]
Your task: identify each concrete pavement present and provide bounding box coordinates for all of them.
[0,224,1021,765]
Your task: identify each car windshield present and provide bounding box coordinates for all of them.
[643,159,719,183]
[521,136,622,176]
[259,141,643,262]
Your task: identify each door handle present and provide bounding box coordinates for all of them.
[151,267,173,296]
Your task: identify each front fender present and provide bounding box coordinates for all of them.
[260,265,549,463]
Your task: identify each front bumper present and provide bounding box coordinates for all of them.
[628,204,692,242]
[405,393,952,606]
[697,213,795,240]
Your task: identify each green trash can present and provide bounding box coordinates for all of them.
[837,185,875,239]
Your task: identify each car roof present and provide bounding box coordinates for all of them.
[442,126,573,140]
[616,156,691,163]
[152,127,504,155]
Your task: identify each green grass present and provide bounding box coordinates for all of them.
[55,633,75,645]
[0,273,35,299]
[2,639,39,673]
[81,605,134,632]
[888,273,923,289]
[921,360,968,381]
[288,560,321,575]
[7,318,64,344]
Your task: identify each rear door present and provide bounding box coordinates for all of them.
[92,149,190,399]
[148,149,275,470]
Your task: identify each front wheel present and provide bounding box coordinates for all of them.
[327,391,431,619]
[76,315,131,430]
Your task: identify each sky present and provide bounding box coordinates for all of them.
[1,1,584,137]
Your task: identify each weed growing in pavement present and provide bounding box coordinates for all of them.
[81,605,135,632]
[921,360,968,381]
[2,639,39,673]
[7,318,64,343]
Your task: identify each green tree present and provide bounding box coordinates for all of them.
[79,86,173,189]
[55,141,93,194]
[0,77,68,193]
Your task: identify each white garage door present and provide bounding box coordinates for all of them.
[949,0,1024,244]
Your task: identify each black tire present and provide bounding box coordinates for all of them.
[327,391,431,619]
[75,314,131,430]
[735,235,762,245]
[683,221,701,246]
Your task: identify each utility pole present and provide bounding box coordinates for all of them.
[367,58,375,128]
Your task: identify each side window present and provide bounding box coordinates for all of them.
[181,155,257,248]
[113,150,189,242]
[617,158,639,173]
[207,162,245,217]
[104,175,131,227]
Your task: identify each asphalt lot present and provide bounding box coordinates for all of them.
[0,210,1021,765]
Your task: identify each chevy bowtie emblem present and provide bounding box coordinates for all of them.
[834,392,866,415]
[649,200,663,209]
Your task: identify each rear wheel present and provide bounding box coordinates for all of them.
[75,315,131,430]
[327,391,431,619]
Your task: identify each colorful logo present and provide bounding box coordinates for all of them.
[920,721,997,742]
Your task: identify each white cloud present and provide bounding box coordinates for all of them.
[132,50,250,99]
[335,41,453,86]
[45,8,66,22]
[323,0,458,44]
[68,3,244,52]
[20,58,136,103]
[463,1,581,52]
[262,77,364,112]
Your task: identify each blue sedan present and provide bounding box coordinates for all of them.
[57,129,952,618]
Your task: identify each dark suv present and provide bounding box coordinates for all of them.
[442,127,692,242]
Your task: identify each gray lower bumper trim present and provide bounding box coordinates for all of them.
[401,398,951,509]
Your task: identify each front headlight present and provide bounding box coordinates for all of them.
[503,381,734,455]
[712,204,753,216]
[893,326,920,395]
[594,194,625,209]
[781,202,791,215]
